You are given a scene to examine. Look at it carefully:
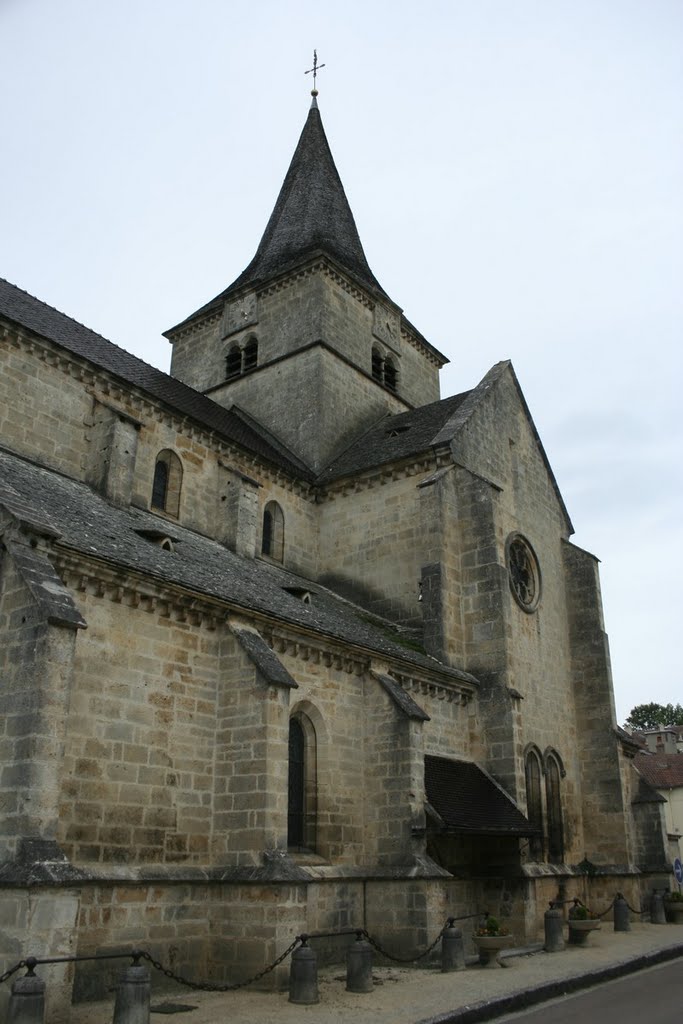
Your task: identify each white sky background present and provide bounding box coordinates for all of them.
[1,0,681,724]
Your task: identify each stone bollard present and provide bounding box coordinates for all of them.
[543,903,565,952]
[441,920,466,972]
[346,933,373,993]
[6,965,46,1024]
[613,893,631,932]
[112,963,150,1024]
[289,939,319,1005]
[651,890,667,925]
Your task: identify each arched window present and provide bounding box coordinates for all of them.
[384,357,398,393]
[151,459,168,511]
[243,336,258,372]
[288,713,317,850]
[545,751,565,864]
[524,748,544,861]
[225,336,258,380]
[371,346,383,382]
[371,345,399,393]
[226,345,242,379]
[261,500,284,562]
[151,450,182,518]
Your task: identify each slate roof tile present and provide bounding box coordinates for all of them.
[318,391,471,482]
[0,278,312,481]
[424,755,537,836]
[168,99,390,334]
[0,448,477,687]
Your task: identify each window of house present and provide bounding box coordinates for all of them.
[545,752,565,863]
[226,345,242,379]
[261,500,284,562]
[225,336,258,380]
[384,357,398,392]
[243,336,258,371]
[151,450,182,518]
[524,748,544,860]
[371,345,399,392]
[371,346,383,382]
[288,713,317,850]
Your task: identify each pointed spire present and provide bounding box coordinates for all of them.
[224,101,388,299]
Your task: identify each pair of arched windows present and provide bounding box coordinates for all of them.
[524,747,565,863]
[261,500,284,562]
[288,712,317,850]
[226,336,258,380]
[151,450,182,518]
[371,346,398,393]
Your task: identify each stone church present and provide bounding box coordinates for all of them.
[0,92,669,1013]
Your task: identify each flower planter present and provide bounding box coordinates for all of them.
[567,919,601,945]
[664,900,683,924]
[473,934,513,968]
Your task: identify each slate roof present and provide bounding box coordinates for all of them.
[168,98,390,335]
[0,278,312,481]
[634,751,683,790]
[318,391,471,482]
[0,447,478,687]
[424,755,538,836]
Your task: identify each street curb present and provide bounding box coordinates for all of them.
[416,942,683,1024]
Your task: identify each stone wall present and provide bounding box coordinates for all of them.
[318,467,429,626]
[58,592,221,866]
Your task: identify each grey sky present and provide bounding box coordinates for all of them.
[2,0,681,722]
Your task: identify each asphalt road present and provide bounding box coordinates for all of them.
[493,959,683,1024]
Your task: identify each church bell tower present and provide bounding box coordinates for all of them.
[165,91,447,473]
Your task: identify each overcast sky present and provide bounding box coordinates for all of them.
[1,0,681,724]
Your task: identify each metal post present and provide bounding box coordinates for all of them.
[112,962,150,1024]
[613,893,631,932]
[544,903,565,952]
[441,919,465,971]
[6,963,46,1024]
[651,889,667,925]
[289,938,319,1005]
[346,932,373,992]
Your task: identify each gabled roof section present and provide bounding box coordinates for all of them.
[0,447,477,686]
[317,361,574,536]
[318,391,471,483]
[0,278,313,481]
[168,98,390,332]
[434,360,574,534]
[634,751,683,790]
[425,755,538,836]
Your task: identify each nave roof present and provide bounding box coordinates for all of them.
[0,446,477,688]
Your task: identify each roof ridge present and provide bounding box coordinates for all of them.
[0,277,166,380]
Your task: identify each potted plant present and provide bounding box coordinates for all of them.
[663,890,683,924]
[473,916,513,968]
[568,903,601,944]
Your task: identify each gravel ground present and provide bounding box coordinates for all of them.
[70,922,683,1024]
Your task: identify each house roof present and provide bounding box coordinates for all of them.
[167,97,390,335]
[0,278,313,481]
[634,751,683,790]
[424,755,538,836]
[318,391,471,482]
[0,447,478,688]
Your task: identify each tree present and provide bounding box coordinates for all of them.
[624,702,683,730]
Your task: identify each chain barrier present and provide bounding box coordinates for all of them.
[138,937,301,992]
[359,911,488,965]
[360,924,446,964]
[0,908,490,989]
[0,961,27,986]
[616,891,648,916]
[572,896,616,919]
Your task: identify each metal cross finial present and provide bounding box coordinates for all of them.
[305,50,326,94]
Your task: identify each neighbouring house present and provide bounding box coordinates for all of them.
[0,92,670,1017]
